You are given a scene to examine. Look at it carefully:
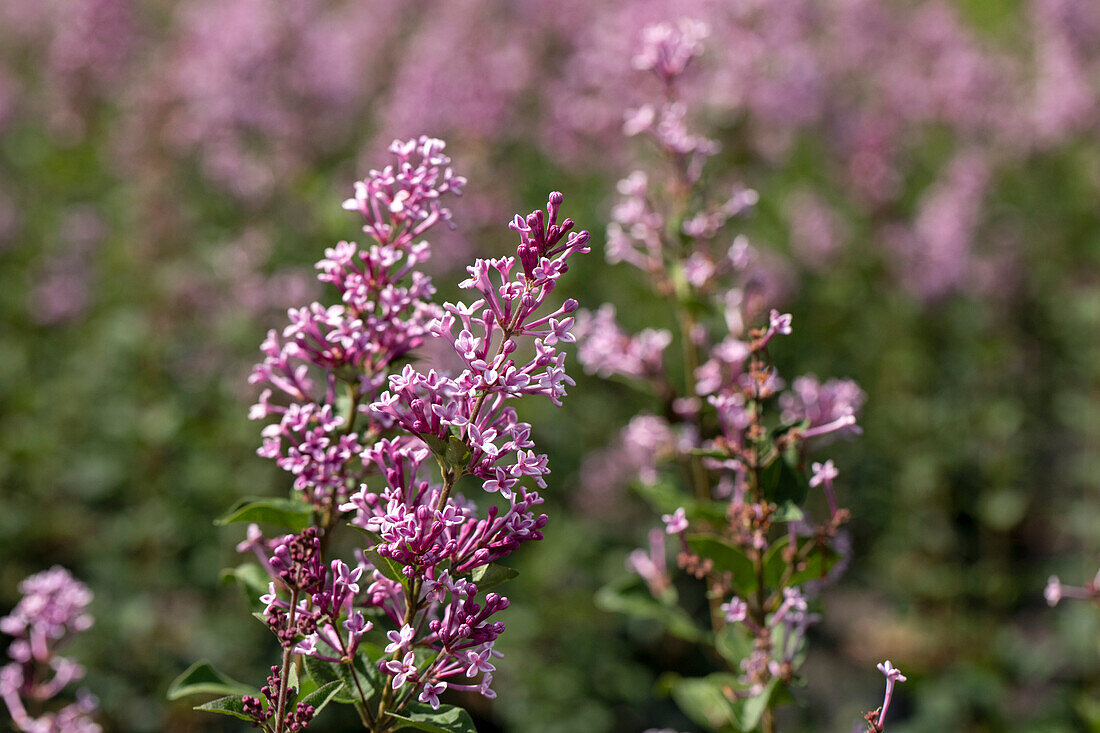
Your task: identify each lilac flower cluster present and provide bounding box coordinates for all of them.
[577,21,868,727]
[250,137,462,508]
[241,666,316,732]
[720,588,819,695]
[232,136,589,730]
[0,567,99,733]
[540,0,1100,303]
[0,0,136,138]
[779,376,866,445]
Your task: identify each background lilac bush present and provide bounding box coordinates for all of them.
[1,0,1099,731]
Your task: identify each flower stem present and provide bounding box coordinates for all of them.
[274,588,300,733]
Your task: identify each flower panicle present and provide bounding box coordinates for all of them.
[240,139,588,722]
[0,567,100,733]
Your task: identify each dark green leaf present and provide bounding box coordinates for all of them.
[304,654,379,705]
[297,675,319,699]
[167,660,254,701]
[193,694,254,722]
[303,654,341,686]
[214,496,313,531]
[443,436,471,469]
[300,681,344,715]
[759,454,808,506]
[469,563,518,591]
[390,702,477,733]
[686,535,757,595]
[764,538,840,589]
[788,546,840,587]
[362,548,409,587]
[763,536,791,588]
[422,434,448,457]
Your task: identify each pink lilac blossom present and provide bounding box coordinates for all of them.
[150,0,402,199]
[784,190,850,270]
[241,136,590,717]
[536,0,1085,305]
[719,587,820,697]
[1030,0,1100,144]
[575,414,695,515]
[378,0,531,144]
[0,567,99,733]
[27,207,105,326]
[627,529,671,598]
[250,136,463,507]
[595,24,869,718]
[885,150,990,301]
[0,0,137,138]
[1044,570,1100,607]
[573,306,672,382]
[779,375,866,442]
[865,660,907,731]
[241,665,316,731]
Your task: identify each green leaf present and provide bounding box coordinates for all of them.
[788,546,839,587]
[193,694,254,722]
[771,501,804,523]
[297,675,319,699]
[686,535,757,595]
[759,454,808,506]
[595,575,708,643]
[666,674,740,731]
[469,563,518,591]
[214,496,313,531]
[390,702,477,733]
[763,536,791,588]
[715,625,754,668]
[288,661,301,699]
[362,548,409,587]
[443,436,471,468]
[219,563,271,613]
[422,433,448,457]
[690,447,731,459]
[167,660,254,701]
[299,681,344,715]
[741,678,779,730]
[764,538,840,589]
[303,654,341,686]
[304,654,379,705]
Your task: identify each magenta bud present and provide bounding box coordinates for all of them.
[562,299,578,313]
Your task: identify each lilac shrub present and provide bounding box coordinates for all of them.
[168,136,590,732]
[577,21,880,731]
[0,567,100,733]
